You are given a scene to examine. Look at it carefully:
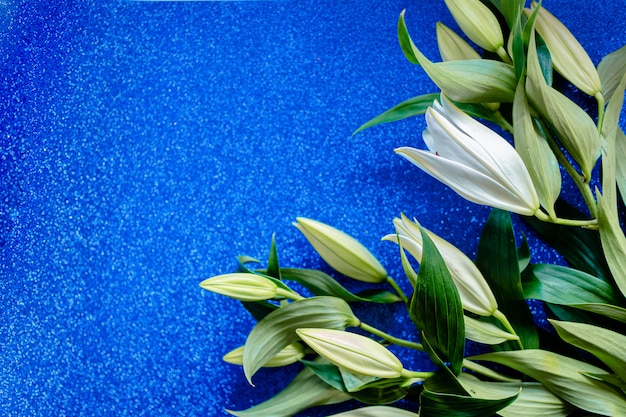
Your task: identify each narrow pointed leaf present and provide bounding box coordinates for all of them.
[278,268,400,303]
[598,45,626,102]
[571,303,626,323]
[409,226,465,375]
[353,93,440,135]
[419,385,519,417]
[476,209,538,350]
[267,233,281,280]
[615,128,626,207]
[243,297,359,384]
[325,406,418,417]
[226,367,350,417]
[464,315,520,345]
[597,192,626,297]
[456,373,574,417]
[523,263,620,305]
[550,319,626,382]
[471,349,626,416]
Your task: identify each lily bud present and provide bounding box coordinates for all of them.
[443,0,504,53]
[526,3,602,97]
[199,273,277,301]
[512,78,561,220]
[396,95,540,216]
[293,217,388,283]
[223,343,305,367]
[526,29,601,181]
[383,214,498,316]
[436,22,481,62]
[296,328,404,378]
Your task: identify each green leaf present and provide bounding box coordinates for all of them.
[266,233,281,280]
[301,358,347,392]
[583,373,626,395]
[471,349,626,415]
[354,289,401,303]
[456,373,574,417]
[409,225,465,375]
[348,377,411,405]
[278,268,400,303]
[615,128,626,207]
[600,71,626,214]
[524,200,611,281]
[464,315,520,345]
[597,192,626,298]
[550,319,626,382]
[226,366,350,417]
[453,101,502,124]
[501,0,525,30]
[241,300,278,322]
[302,359,411,404]
[517,233,530,272]
[523,263,620,305]
[598,45,626,102]
[352,93,440,135]
[236,255,260,273]
[243,297,359,384]
[419,383,519,417]
[571,303,626,323]
[324,406,418,417]
[476,209,538,350]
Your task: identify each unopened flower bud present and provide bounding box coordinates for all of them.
[444,0,504,53]
[223,343,305,367]
[200,273,278,301]
[296,328,404,378]
[526,3,602,97]
[294,217,388,283]
[436,22,481,61]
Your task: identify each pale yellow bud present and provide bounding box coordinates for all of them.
[526,3,602,97]
[294,217,387,283]
[436,22,481,62]
[223,343,305,367]
[199,273,277,301]
[444,0,504,53]
[296,328,404,378]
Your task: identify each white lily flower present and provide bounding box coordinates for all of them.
[383,214,498,316]
[396,96,540,216]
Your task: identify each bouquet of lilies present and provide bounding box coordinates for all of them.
[200,1,626,415]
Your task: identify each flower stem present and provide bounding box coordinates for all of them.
[533,210,598,229]
[596,92,606,133]
[386,276,408,303]
[462,359,520,382]
[496,46,512,65]
[359,322,424,351]
[400,369,434,380]
[493,309,524,350]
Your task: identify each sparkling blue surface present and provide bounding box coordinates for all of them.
[1,1,625,415]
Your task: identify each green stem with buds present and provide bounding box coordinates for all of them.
[386,276,408,303]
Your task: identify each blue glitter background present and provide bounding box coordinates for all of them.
[1,0,625,415]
